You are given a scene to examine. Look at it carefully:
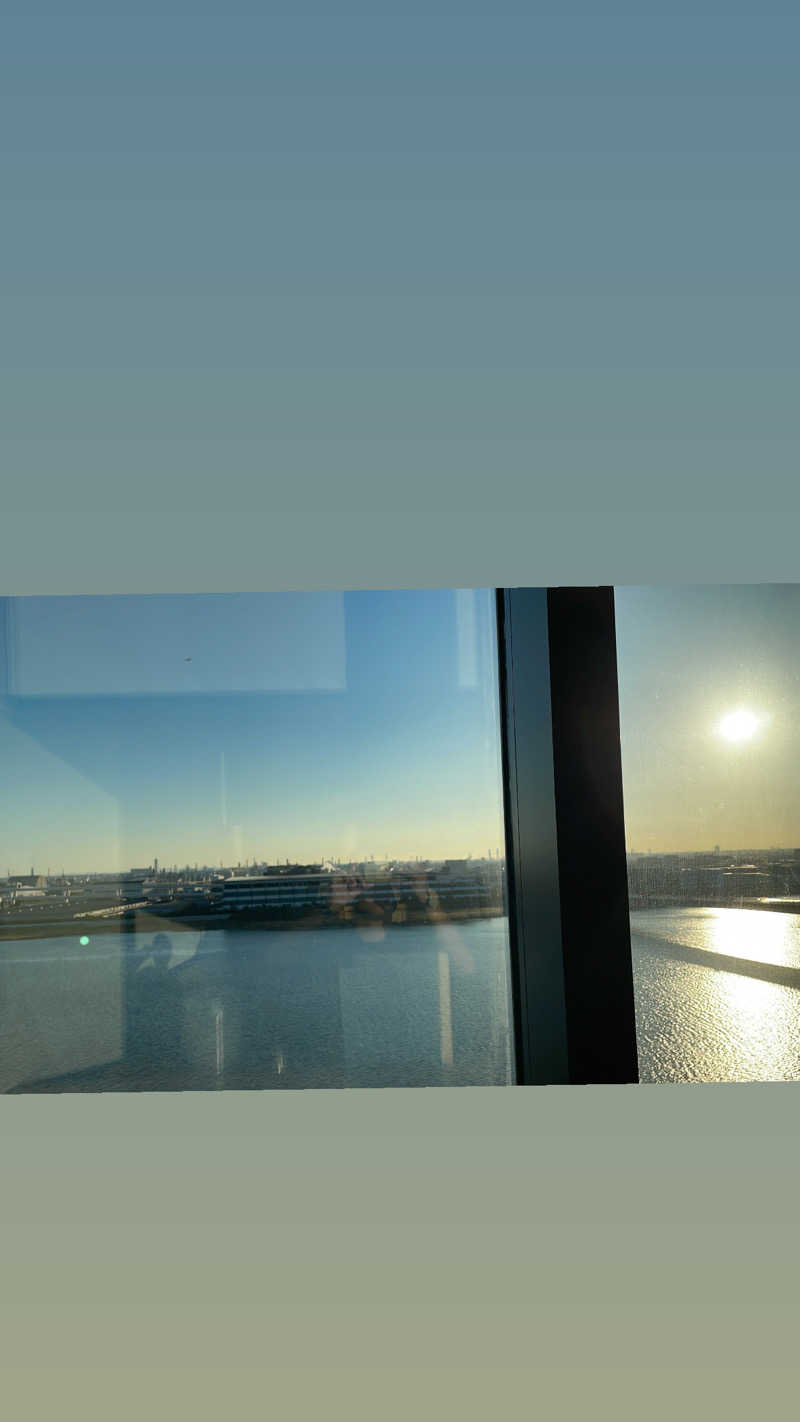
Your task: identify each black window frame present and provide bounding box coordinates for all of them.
[496,587,640,1086]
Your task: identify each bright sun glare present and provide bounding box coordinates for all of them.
[718,709,762,743]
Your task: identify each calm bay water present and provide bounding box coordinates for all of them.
[4,907,800,1091]
[0,916,514,1093]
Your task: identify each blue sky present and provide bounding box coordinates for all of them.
[0,589,505,873]
[6,580,800,870]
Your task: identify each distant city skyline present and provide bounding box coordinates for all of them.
[0,589,506,874]
[2,849,506,881]
[622,839,800,858]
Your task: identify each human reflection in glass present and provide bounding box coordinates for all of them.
[10,869,512,1093]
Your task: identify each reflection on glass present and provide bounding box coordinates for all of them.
[616,584,800,1083]
[0,589,514,1092]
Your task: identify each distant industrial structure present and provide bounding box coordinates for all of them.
[0,855,507,926]
[9,843,800,927]
[626,848,800,908]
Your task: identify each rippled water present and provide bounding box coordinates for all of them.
[631,907,800,1082]
[3,907,798,1090]
[0,918,514,1093]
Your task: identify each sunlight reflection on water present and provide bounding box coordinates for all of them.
[631,908,800,1082]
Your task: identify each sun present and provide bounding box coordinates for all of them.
[718,708,762,743]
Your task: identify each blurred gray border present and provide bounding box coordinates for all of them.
[3,504,800,1408]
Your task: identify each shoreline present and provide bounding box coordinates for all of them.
[4,898,800,943]
[0,904,506,943]
[630,898,800,915]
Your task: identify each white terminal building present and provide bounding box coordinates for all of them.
[216,874,332,912]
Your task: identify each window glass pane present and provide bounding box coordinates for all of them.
[0,589,514,1092]
[615,584,800,1083]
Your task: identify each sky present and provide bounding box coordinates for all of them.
[6,581,800,870]
[615,584,800,855]
[0,588,505,873]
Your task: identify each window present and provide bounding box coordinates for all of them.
[0,589,515,1092]
[616,584,800,1083]
[11,579,782,1093]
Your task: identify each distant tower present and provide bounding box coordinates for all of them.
[154,858,158,875]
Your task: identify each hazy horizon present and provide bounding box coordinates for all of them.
[2,852,505,880]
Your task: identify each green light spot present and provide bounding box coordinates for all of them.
[79,936,90,946]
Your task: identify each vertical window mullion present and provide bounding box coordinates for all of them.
[497,586,639,1085]
[496,588,569,1084]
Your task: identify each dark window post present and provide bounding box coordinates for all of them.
[497,588,569,1085]
[497,587,639,1085]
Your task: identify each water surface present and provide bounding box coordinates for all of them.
[4,907,800,1090]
